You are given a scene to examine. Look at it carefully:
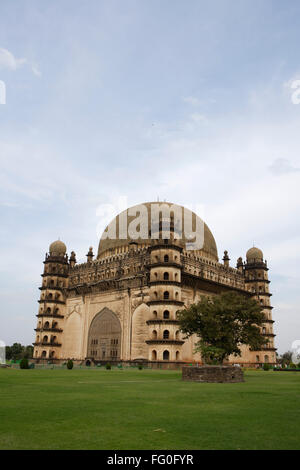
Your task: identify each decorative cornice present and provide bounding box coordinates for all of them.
[147,300,184,306]
[149,280,181,287]
[149,244,183,253]
[41,273,68,279]
[39,286,65,292]
[146,319,180,325]
[35,327,63,333]
[147,262,182,269]
[38,299,65,305]
[36,313,64,319]
[146,340,184,345]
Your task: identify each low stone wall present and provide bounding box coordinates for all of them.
[182,365,244,383]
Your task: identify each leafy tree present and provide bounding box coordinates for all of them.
[278,351,293,366]
[177,291,267,365]
[5,344,34,361]
[20,358,29,369]
[67,360,73,370]
[10,343,23,360]
[5,346,12,360]
[22,345,34,359]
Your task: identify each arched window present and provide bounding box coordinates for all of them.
[164,291,169,300]
[42,350,47,358]
[152,350,157,360]
[262,327,266,334]
[153,310,158,318]
[154,291,158,299]
[163,350,169,360]
[163,330,169,339]
[44,321,50,329]
[164,255,169,262]
[43,335,48,343]
[163,272,169,280]
[154,272,158,279]
[175,330,179,339]
[176,351,180,360]
[175,273,178,281]
[152,330,157,339]
[163,310,170,319]
[256,355,260,362]
[264,355,269,363]
[175,292,179,299]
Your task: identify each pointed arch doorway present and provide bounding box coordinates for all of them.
[88,308,121,361]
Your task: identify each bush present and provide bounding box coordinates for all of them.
[263,363,270,371]
[20,358,29,369]
[67,360,73,370]
[297,363,300,369]
[106,363,111,370]
[138,364,143,370]
[289,363,296,369]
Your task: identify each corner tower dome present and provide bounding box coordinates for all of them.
[97,201,218,261]
[49,240,67,256]
[246,246,263,263]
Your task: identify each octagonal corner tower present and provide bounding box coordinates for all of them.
[97,201,218,261]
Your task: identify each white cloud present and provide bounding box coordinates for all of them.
[269,158,300,175]
[0,47,41,77]
[183,96,202,106]
[31,64,42,77]
[0,47,26,70]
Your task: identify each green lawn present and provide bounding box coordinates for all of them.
[0,368,299,450]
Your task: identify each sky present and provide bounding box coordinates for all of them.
[0,0,300,354]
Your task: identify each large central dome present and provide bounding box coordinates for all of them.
[97,202,218,261]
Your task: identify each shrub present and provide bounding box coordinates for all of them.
[20,358,29,369]
[289,363,296,369]
[263,363,270,371]
[67,360,73,370]
[106,363,111,370]
[297,362,300,369]
[138,364,143,370]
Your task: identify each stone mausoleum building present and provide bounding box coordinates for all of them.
[33,202,276,367]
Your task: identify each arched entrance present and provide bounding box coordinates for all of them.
[88,308,121,361]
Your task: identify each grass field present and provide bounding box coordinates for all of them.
[0,368,299,450]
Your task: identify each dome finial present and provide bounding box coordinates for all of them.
[49,239,67,256]
[246,246,263,263]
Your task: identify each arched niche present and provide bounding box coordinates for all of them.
[88,308,121,361]
[63,311,82,359]
[131,303,151,360]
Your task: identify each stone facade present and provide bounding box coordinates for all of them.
[182,366,244,383]
[33,202,277,366]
